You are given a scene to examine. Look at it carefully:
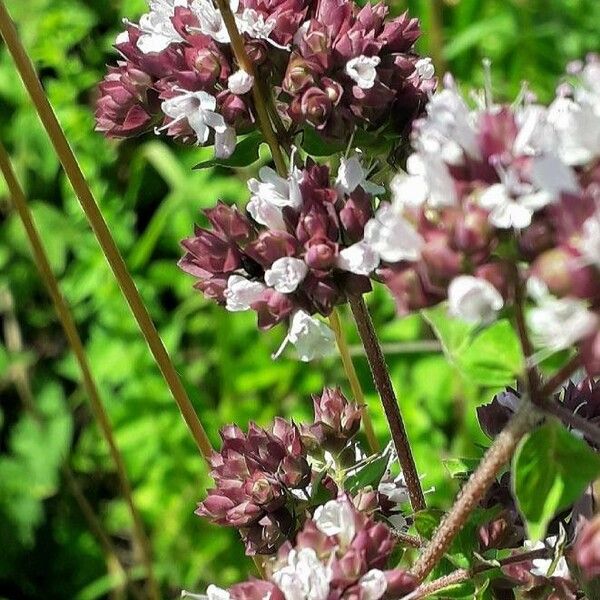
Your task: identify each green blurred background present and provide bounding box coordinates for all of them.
[0,0,597,597]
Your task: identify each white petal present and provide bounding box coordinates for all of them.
[247,196,287,230]
[224,275,265,312]
[313,499,356,547]
[448,275,504,325]
[264,257,308,294]
[215,127,237,158]
[390,173,428,208]
[346,55,381,89]
[228,69,255,95]
[336,155,366,195]
[336,242,380,275]
[288,311,336,362]
[206,586,231,600]
[358,570,387,600]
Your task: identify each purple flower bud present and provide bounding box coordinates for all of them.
[475,262,512,301]
[231,581,285,600]
[518,217,555,260]
[581,332,600,377]
[383,570,418,597]
[252,289,295,330]
[246,231,299,268]
[477,389,520,439]
[305,240,339,269]
[205,202,254,243]
[331,548,366,587]
[351,520,396,569]
[95,64,154,138]
[219,90,252,127]
[283,54,318,95]
[421,232,463,284]
[453,205,493,254]
[300,87,334,129]
[574,515,600,580]
[244,471,286,511]
[379,265,440,315]
[309,388,362,450]
[242,510,295,555]
[278,455,312,489]
[340,188,374,242]
[181,229,241,274]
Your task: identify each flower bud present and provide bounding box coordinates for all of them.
[230,581,285,600]
[244,40,268,66]
[311,387,362,449]
[421,233,463,284]
[278,455,311,489]
[301,87,333,129]
[205,202,253,243]
[305,240,339,270]
[283,54,317,94]
[453,205,493,253]
[475,261,512,300]
[340,188,375,242]
[384,570,418,597]
[180,230,241,274]
[581,330,600,377]
[219,91,251,127]
[518,217,555,260]
[244,472,285,511]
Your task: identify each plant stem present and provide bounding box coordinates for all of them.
[538,354,582,398]
[212,0,287,176]
[63,466,146,600]
[410,403,538,582]
[0,143,160,600]
[403,548,549,600]
[348,295,425,512]
[0,1,213,461]
[427,0,447,76]
[329,307,380,453]
[542,401,600,447]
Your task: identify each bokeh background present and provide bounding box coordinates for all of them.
[0,0,598,597]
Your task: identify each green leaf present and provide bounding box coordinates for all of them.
[513,422,600,540]
[345,449,390,494]
[300,127,345,157]
[443,457,482,479]
[193,132,264,169]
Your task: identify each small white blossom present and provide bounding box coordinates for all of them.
[227,69,255,95]
[313,499,356,548]
[528,297,598,352]
[247,195,287,230]
[215,126,237,159]
[336,242,380,275]
[415,57,435,80]
[264,257,308,294]
[358,570,388,600]
[277,311,335,362]
[448,275,504,324]
[496,390,521,411]
[524,538,570,579]
[378,477,410,506]
[247,166,303,210]
[272,548,331,600]
[161,90,228,146]
[181,584,232,600]
[579,209,600,269]
[224,275,265,312]
[346,55,381,90]
[336,154,385,196]
[135,0,186,54]
[363,204,424,262]
[191,0,236,43]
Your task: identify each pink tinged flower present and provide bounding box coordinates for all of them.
[448,275,504,325]
[225,275,266,311]
[313,499,356,548]
[336,242,380,276]
[524,537,570,579]
[282,310,336,362]
[529,153,580,199]
[265,257,309,293]
[272,548,332,600]
[414,57,435,81]
[248,166,303,210]
[573,515,600,580]
[191,0,233,43]
[134,0,186,54]
[247,195,287,230]
[336,155,384,197]
[528,297,599,352]
[181,584,231,600]
[345,55,381,90]
[160,89,229,148]
[228,69,255,95]
[363,204,424,263]
[358,570,387,600]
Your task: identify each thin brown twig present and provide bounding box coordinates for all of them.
[0,146,159,600]
[404,548,549,600]
[539,354,582,398]
[410,402,538,582]
[348,295,426,512]
[0,0,213,461]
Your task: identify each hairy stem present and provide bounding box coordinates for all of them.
[0,144,159,600]
[212,0,287,175]
[410,402,538,582]
[348,295,426,511]
[329,308,380,453]
[404,548,549,600]
[0,1,213,461]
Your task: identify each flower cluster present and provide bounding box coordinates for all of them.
[197,388,412,554]
[96,0,433,157]
[186,498,417,600]
[179,156,414,360]
[327,66,600,374]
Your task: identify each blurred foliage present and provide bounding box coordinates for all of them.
[0,0,598,597]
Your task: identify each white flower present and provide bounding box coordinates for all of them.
[529,154,580,198]
[415,57,435,80]
[378,477,410,506]
[272,548,331,600]
[524,538,570,579]
[247,166,303,210]
[161,90,228,146]
[191,0,235,43]
[528,297,598,352]
[247,195,287,230]
[479,180,552,230]
[135,0,186,54]
[275,311,336,362]
[579,209,600,269]
[224,275,265,312]
[358,570,387,600]
[363,204,424,262]
[345,55,381,90]
[496,389,521,411]
[448,275,504,324]
[392,151,458,209]
[237,9,281,46]
[335,154,385,196]
[264,257,308,293]
[336,242,380,275]
[313,499,356,547]
[227,69,255,95]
